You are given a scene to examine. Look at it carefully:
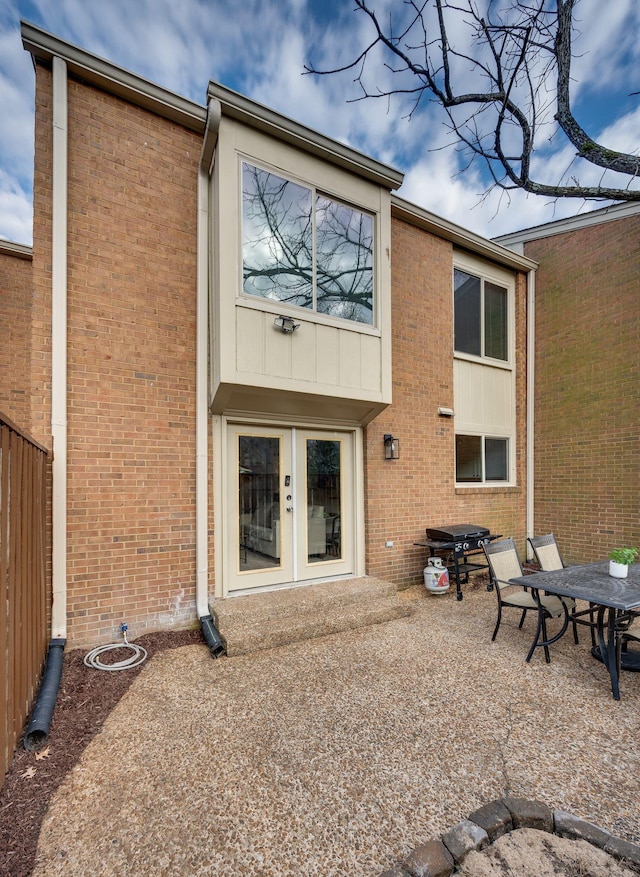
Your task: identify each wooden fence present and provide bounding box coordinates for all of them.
[1,413,49,780]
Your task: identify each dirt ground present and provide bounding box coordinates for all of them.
[0,629,204,877]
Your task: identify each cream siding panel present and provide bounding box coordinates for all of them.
[265,315,293,379]
[292,324,317,383]
[339,332,361,389]
[454,359,512,434]
[483,366,512,433]
[315,324,340,387]
[361,334,381,391]
[236,307,265,374]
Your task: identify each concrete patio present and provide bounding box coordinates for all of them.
[30,578,640,876]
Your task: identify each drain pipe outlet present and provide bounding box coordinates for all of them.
[24,638,67,751]
[200,614,226,658]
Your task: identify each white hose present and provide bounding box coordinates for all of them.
[83,625,147,671]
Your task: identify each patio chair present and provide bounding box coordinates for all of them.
[484,538,570,663]
[528,533,596,646]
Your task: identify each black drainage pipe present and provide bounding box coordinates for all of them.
[200,614,226,658]
[24,638,67,752]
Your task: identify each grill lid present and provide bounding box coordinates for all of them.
[426,524,490,542]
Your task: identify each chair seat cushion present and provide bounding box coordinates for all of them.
[501,588,567,618]
[501,589,538,609]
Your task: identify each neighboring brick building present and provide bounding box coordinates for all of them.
[1,23,535,650]
[496,203,640,565]
[0,241,33,426]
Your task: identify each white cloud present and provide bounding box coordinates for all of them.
[0,0,638,246]
[0,169,32,244]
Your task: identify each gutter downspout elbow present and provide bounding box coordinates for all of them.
[196,99,225,657]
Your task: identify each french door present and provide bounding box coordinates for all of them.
[226,425,354,592]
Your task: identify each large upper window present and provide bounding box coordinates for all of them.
[454,268,508,361]
[242,162,374,325]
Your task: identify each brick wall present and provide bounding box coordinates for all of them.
[0,246,32,426]
[524,217,640,563]
[365,218,528,586]
[28,62,530,643]
[31,65,202,648]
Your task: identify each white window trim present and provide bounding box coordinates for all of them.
[453,251,517,488]
[455,432,514,487]
[453,254,514,368]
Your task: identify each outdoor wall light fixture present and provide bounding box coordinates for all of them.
[274,315,300,333]
[384,434,400,460]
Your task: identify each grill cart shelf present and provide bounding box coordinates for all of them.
[414,524,501,601]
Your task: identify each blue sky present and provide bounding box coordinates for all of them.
[1,0,639,245]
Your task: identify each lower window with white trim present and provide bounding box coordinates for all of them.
[455,434,509,484]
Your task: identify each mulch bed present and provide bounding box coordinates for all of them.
[0,628,205,877]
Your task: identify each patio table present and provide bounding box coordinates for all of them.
[510,561,640,700]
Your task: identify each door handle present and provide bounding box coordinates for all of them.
[286,506,294,512]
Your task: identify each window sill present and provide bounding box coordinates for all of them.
[454,352,512,370]
[236,296,381,337]
[455,484,519,494]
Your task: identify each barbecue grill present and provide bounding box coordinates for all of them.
[416,523,500,600]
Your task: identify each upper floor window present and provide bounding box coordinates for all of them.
[454,268,508,361]
[242,162,374,325]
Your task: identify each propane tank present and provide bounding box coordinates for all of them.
[423,556,450,594]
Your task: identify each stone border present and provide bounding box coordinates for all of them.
[378,798,640,876]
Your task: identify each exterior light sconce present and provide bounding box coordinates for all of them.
[274,315,300,334]
[384,434,400,460]
[438,407,454,417]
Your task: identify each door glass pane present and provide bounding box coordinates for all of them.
[306,439,341,563]
[238,435,281,571]
[454,269,481,356]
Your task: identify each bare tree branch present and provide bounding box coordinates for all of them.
[305,0,640,202]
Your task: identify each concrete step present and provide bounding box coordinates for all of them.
[211,576,413,657]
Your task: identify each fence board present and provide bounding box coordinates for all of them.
[0,416,49,782]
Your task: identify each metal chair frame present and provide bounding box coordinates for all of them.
[528,533,596,647]
[484,537,569,664]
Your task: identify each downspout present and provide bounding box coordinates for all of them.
[196,98,225,657]
[25,56,68,749]
[526,268,536,556]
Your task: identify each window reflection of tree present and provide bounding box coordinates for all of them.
[242,163,373,324]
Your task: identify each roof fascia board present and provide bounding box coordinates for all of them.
[495,200,640,247]
[208,82,404,191]
[0,240,32,260]
[391,195,537,272]
[21,20,206,133]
